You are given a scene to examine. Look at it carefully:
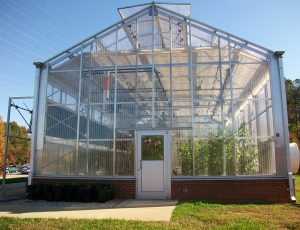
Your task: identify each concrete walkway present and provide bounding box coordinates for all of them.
[0,183,26,201]
[0,199,178,221]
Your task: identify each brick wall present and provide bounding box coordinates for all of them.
[32,177,291,202]
[172,178,290,203]
[32,178,136,199]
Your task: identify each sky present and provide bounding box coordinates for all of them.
[0,0,299,125]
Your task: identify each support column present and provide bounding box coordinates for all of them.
[75,47,84,175]
[29,62,43,185]
[269,51,295,200]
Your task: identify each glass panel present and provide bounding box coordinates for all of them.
[88,141,113,176]
[172,130,193,176]
[142,135,164,160]
[172,101,192,128]
[116,139,135,175]
[155,102,171,128]
[171,66,191,100]
[195,139,223,176]
[41,140,76,175]
[118,4,150,19]
[137,102,152,128]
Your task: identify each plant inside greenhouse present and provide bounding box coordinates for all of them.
[177,121,261,176]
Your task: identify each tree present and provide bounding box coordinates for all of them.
[0,117,5,169]
[0,119,31,168]
[285,78,300,148]
[6,121,30,165]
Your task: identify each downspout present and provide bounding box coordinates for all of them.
[275,51,296,202]
[28,62,43,185]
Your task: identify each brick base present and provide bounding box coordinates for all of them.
[32,178,136,199]
[32,177,291,202]
[171,178,290,203]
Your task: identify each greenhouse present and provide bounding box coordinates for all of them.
[30,2,294,202]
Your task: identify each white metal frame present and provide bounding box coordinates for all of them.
[136,130,171,199]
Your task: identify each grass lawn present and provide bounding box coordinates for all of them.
[295,173,300,202]
[0,177,27,184]
[0,175,299,230]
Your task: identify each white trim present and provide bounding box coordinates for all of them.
[136,130,171,199]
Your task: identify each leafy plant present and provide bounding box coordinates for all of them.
[177,121,259,176]
[178,140,193,175]
[236,122,258,175]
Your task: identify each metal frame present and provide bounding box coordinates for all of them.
[2,96,34,197]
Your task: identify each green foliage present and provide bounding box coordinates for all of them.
[0,119,30,168]
[236,122,258,175]
[178,140,193,175]
[285,78,300,146]
[178,122,258,176]
[294,173,300,203]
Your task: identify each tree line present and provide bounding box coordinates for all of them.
[0,117,30,170]
[285,78,300,146]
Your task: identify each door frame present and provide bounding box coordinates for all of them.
[136,130,171,199]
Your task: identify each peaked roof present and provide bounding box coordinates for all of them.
[44,2,272,65]
[118,2,192,18]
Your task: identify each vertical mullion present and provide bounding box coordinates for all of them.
[113,26,119,176]
[169,17,173,128]
[151,5,155,128]
[188,19,195,176]
[264,84,271,174]
[86,44,93,175]
[218,36,226,175]
[75,45,83,176]
[135,18,138,129]
[254,96,261,175]
[248,103,252,137]
[227,37,236,176]
[265,84,271,137]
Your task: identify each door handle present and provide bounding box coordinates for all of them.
[140,159,142,170]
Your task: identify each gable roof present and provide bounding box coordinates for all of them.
[44,2,272,66]
[118,2,192,18]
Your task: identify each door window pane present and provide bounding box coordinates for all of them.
[142,135,164,160]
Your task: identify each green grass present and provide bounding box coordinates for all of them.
[0,177,27,184]
[0,202,299,230]
[0,176,299,229]
[295,173,300,202]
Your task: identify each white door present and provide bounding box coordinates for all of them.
[136,130,171,199]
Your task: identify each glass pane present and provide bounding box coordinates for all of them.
[142,135,164,160]
[116,139,135,176]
